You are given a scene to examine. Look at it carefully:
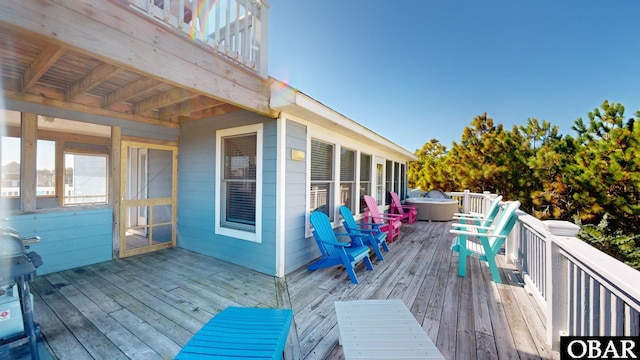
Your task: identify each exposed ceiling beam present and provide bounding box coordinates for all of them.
[3,87,180,129]
[183,103,241,122]
[21,44,66,92]
[134,88,195,115]
[158,96,224,120]
[66,62,123,100]
[103,77,160,108]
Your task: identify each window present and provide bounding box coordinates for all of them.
[37,140,56,197]
[1,110,21,198]
[310,139,333,220]
[375,161,384,205]
[394,162,401,194]
[399,163,406,199]
[359,153,371,210]
[1,135,20,197]
[385,159,393,205]
[340,148,356,213]
[64,152,108,205]
[216,124,262,242]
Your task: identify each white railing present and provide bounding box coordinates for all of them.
[127,0,269,76]
[448,190,494,215]
[453,191,640,351]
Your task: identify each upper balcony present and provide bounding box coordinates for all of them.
[125,0,269,77]
[0,0,273,128]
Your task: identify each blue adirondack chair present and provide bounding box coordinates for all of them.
[339,205,389,261]
[452,195,503,229]
[307,211,374,284]
[450,201,520,283]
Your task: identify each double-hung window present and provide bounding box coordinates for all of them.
[339,147,356,213]
[385,159,393,205]
[216,124,262,242]
[310,139,333,220]
[359,153,371,211]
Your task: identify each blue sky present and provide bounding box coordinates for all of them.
[268,1,640,153]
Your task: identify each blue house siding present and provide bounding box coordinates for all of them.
[177,110,278,276]
[6,208,113,275]
[282,120,319,273]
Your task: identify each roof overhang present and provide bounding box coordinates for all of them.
[269,79,417,161]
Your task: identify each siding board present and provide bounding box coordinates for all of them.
[7,208,113,275]
[177,110,278,275]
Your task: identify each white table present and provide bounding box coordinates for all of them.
[334,299,445,359]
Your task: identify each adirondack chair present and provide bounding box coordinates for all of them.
[307,211,374,284]
[362,195,402,241]
[389,191,417,224]
[339,206,389,261]
[450,201,521,283]
[452,195,503,229]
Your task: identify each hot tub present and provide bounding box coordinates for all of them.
[405,198,459,221]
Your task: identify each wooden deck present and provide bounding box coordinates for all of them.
[26,220,559,360]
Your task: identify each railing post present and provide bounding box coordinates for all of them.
[547,238,569,350]
[505,210,521,265]
[256,0,269,77]
[544,222,579,350]
[462,189,470,214]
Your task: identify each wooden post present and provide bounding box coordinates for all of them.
[20,113,37,212]
[462,189,470,214]
[111,127,121,258]
[545,226,577,350]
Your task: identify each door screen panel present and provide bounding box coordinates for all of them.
[120,142,177,257]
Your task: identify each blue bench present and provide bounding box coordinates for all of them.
[175,307,294,359]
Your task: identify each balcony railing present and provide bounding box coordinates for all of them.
[449,191,640,351]
[126,0,269,76]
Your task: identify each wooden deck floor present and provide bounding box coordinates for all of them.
[26,220,559,360]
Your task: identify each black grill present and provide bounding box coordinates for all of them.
[0,227,43,360]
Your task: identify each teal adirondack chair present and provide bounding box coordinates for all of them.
[450,201,520,283]
[308,211,374,284]
[452,195,503,229]
[339,205,389,261]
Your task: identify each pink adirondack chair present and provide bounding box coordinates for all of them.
[363,195,402,242]
[389,191,417,224]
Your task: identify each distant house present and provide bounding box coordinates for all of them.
[0,0,416,277]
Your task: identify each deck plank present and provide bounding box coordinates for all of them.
[29,220,559,360]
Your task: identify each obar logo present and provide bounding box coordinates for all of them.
[561,337,639,359]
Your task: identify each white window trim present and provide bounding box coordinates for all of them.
[215,124,263,243]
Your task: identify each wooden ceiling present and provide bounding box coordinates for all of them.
[0,0,273,129]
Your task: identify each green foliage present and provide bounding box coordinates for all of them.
[409,100,640,270]
[576,214,640,269]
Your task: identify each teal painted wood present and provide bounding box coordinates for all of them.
[177,112,278,276]
[307,211,373,284]
[6,208,113,275]
[451,201,521,283]
[339,206,389,261]
[175,307,293,360]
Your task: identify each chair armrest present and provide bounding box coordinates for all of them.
[450,229,508,238]
[316,237,350,247]
[453,212,483,218]
[451,223,493,231]
[336,232,366,246]
[370,215,401,223]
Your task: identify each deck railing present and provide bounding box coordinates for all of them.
[449,191,640,351]
[126,0,269,76]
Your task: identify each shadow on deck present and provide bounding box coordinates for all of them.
[21,220,558,359]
